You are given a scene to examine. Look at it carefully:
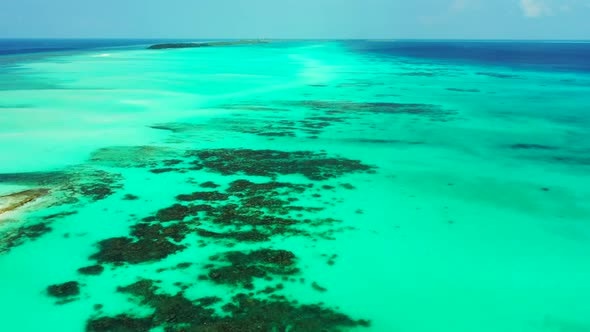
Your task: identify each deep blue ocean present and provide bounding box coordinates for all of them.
[349,40,590,72]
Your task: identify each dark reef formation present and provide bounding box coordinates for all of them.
[476,72,521,79]
[176,191,229,202]
[87,315,152,332]
[148,95,459,143]
[206,249,299,288]
[88,175,355,265]
[89,146,375,180]
[41,210,78,221]
[76,145,375,329]
[278,100,457,121]
[90,230,186,265]
[3,138,377,331]
[185,149,375,180]
[86,247,368,332]
[355,139,423,145]
[510,143,557,150]
[400,72,436,77]
[78,265,105,276]
[122,194,139,200]
[47,281,80,298]
[47,281,81,304]
[199,181,220,188]
[446,88,481,93]
[155,204,192,222]
[87,278,368,332]
[0,222,52,254]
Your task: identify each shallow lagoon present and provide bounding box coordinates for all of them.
[1,41,589,331]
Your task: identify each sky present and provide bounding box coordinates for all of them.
[0,0,589,39]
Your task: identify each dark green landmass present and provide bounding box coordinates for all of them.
[147,40,269,50]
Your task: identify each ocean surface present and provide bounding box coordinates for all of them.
[0,39,589,332]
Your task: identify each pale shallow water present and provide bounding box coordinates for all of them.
[0,40,589,332]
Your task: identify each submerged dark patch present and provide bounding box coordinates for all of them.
[185,179,342,243]
[86,169,355,265]
[476,72,521,79]
[122,194,139,201]
[446,88,480,93]
[196,228,271,242]
[551,155,590,166]
[78,265,105,276]
[356,139,409,144]
[47,281,80,298]
[0,222,52,254]
[276,100,458,121]
[41,210,78,220]
[87,279,369,332]
[175,191,229,202]
[90,206,196,265]
[131,222,190,243]
[219,104,290,112]
[90,236,185,265]
[312,282,328,292]
[510,143,557,150]
[199,181,220,188]
[80,184,114,201]
[400,72,436,77]
[206,249,299,288]
[149,168,177,174]
[155,204,190,222]
[186,149,375,180]
[86,315,153,332]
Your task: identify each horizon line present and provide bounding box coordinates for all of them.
[1,37,590,42]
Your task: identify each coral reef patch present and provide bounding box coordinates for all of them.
[86,278,369,332]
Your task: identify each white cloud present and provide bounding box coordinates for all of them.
[520,0,552,17]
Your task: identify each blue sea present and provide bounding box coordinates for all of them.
[0,39,589,332]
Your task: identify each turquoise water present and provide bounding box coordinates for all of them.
[1,41,589,331]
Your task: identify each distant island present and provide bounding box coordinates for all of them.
[147,40,270,50]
